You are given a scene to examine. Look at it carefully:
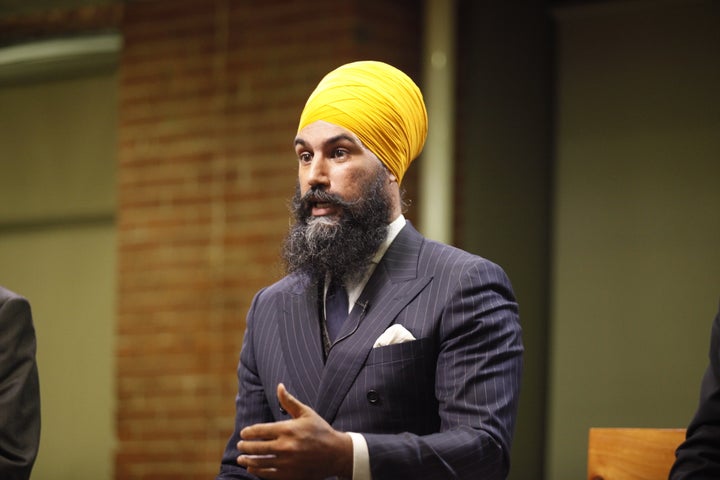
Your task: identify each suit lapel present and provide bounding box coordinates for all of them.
[277,281,325,407]
[314,223,432,422]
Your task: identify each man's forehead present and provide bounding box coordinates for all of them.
[294,121,364,147]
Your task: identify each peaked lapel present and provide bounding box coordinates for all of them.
[276,279,325,407]
[314,223,433,422]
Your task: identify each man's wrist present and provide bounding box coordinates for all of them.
[330,431,354,479]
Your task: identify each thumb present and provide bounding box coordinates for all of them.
[277,383,308,419]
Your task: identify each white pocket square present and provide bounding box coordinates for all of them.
[373,324,416,348]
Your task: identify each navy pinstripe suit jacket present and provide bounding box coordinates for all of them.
[218,223,523,480]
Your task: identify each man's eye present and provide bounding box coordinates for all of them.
[332,148,348,159]
[298,152,312,163]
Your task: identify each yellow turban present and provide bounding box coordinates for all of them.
[297,61,428,184]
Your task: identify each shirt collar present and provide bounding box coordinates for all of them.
[371,214,406,265]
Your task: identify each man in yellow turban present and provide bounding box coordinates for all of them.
[297,60,428,186]
[219,61,523,480]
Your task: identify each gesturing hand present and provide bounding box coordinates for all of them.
[237,383,353,480]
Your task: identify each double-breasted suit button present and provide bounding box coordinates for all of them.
[367,390,380,405]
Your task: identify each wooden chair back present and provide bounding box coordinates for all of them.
[587,427,686,480]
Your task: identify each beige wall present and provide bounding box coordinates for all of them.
[0,73,116,221]
[0,71,117,479]
[547,2,720,478]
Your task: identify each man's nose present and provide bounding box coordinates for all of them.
[307,156,330,188]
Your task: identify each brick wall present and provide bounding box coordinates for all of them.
[116,1,421,478]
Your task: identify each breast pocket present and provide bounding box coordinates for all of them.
[365,336,434,365]
[354,337,439,434]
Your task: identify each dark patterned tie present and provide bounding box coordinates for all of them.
[325,279,349,342]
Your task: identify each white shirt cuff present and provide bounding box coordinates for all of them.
[347,432,371,480]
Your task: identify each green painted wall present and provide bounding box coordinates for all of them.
[456,2,553,479]
[547,2,720,479]
[0,72,117,479]
[458,2,720,479]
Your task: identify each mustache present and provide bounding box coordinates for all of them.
[300,188,361,211]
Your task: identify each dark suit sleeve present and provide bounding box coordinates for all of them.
[0,291,41,480]
[364,260,523,480]
[217,290,271,480]
[670,305,720,479]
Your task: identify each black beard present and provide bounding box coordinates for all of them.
[282,173,392,285]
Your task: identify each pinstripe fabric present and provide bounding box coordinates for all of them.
[218,223,523,480]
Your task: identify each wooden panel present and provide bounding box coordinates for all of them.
[587,428,686,480]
